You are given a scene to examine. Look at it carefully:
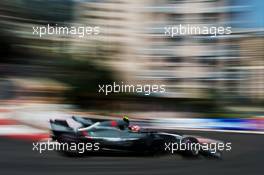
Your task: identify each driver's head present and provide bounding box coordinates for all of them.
[123,115,129,124]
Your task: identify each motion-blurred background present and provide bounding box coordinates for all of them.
[0,0,263,134]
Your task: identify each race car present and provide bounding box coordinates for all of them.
[49,116,223,158]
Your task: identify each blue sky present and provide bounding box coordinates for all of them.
[231,0,264,28]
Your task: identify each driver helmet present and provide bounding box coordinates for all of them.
[123,115,129,124]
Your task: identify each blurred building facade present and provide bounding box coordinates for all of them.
[0,0,263,104]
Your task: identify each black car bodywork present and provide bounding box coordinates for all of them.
[49,116,223,158]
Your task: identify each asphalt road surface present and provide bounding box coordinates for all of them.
[0,131,263,175]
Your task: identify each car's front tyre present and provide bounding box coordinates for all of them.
[181,137,200,157]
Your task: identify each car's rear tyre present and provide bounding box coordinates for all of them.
[56,134,82,157]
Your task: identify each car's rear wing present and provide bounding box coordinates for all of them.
[49,119,73,140]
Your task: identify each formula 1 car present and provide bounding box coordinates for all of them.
[49,116,224,158]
